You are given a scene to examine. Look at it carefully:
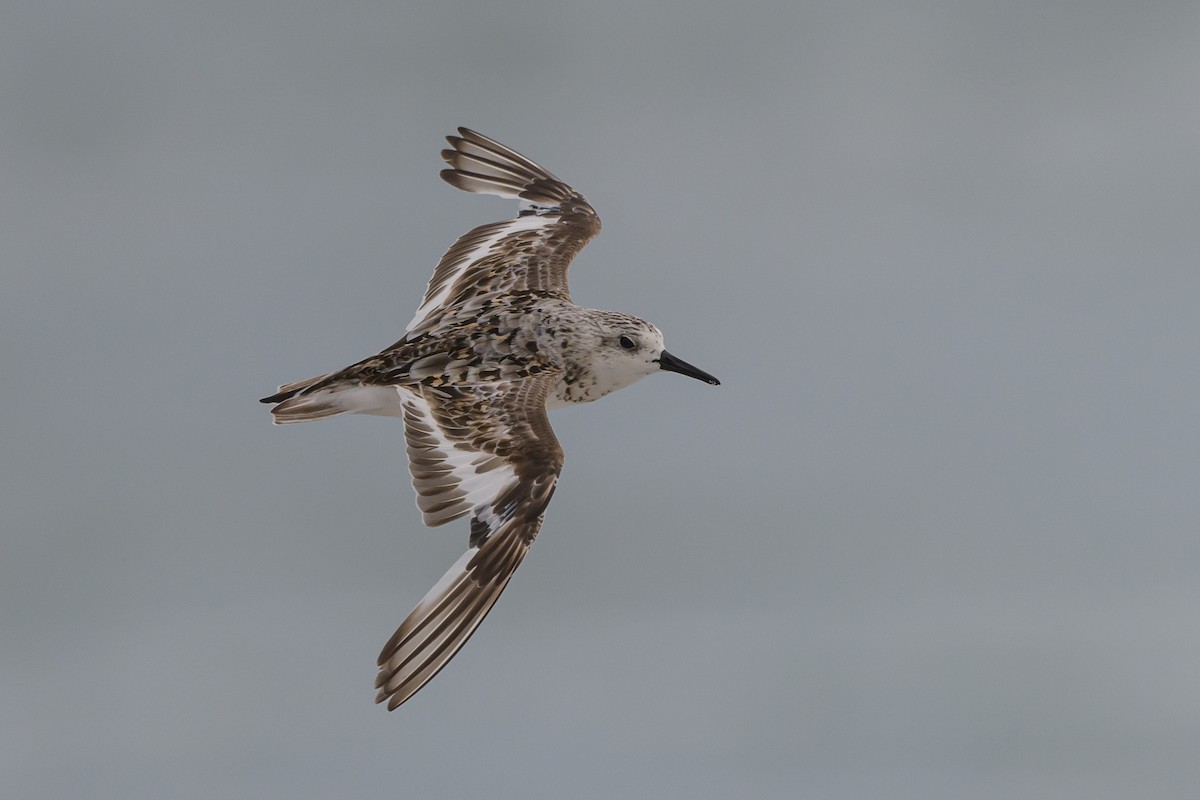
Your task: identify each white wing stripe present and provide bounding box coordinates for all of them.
[406,215,549,332]
[400,389,518,527]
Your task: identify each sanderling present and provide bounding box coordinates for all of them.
[261,128,719,709]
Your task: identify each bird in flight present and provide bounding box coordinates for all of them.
[261,128,719,709]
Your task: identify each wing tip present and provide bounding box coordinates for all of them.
[438,127,578,202]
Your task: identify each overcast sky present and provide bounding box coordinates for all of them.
[3,2,1199,798]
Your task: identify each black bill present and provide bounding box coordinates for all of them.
[656,351,720,386]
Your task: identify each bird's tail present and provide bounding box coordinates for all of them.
[259,373,344,423]
[260,371,404,424]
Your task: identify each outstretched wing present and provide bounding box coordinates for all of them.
[406,127,602,334]
[376,377,563,708]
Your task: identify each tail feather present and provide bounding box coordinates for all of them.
[260,374,402,424]
[259,373,330,405]
[268,394,349,423]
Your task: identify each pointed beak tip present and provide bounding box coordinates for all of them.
[656,351,720,387]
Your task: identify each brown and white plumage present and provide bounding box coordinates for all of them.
[261,128,718,709]
[407,128,600,334]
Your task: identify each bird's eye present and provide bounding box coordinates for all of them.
[618,335,637,350]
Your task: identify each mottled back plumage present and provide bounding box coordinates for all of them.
[261,128,718,710]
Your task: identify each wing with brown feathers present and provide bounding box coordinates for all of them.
[376,377,563,708]
[406,128,602,333]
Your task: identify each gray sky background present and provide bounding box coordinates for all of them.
[3,2,1198,798]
